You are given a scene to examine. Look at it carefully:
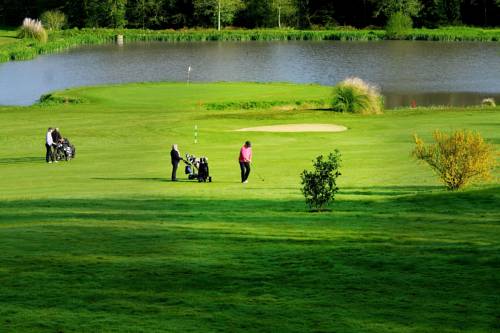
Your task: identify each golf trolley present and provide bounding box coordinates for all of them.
[54,138,76,161]
[184,153,212,182]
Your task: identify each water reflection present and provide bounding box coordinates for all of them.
[0,41,499,107]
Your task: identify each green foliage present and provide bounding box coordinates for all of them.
[386,11,413,39]
[295,0,336,28]
[301,150,342,211]
[413,130,497,190]
[331,77,384,114]
[377,0,422,17]
[205,98,328,110]
[2,0,500,29]
[439,0,462,24]
[271,0,298,28]
[17,18,48,43]
[128,0,165,28]
[40,10,67,30]
[38,93,88,105]
[108,0,128,28]
[193,0,244,28]
[84,0,127,28]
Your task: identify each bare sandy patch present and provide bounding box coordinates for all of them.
[234,124,348,133]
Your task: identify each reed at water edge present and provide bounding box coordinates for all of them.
[1,27,498,63]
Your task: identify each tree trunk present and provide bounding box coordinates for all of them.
[218,0,221,31]
[278,5,281,28]
[484,0,487,26]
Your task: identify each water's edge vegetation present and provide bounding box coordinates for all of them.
[1,27,499,63]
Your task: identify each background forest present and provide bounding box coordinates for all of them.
[1,0,499,29]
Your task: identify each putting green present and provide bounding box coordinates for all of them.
[0,82,499,332]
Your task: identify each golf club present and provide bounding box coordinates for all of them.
[252,162,265,181]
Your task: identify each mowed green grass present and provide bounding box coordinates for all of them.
[0,82,499,332]
[0,28,18,46]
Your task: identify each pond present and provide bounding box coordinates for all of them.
[0,40,499,107]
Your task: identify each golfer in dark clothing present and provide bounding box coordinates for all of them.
[170,144,182,181]
[51,127,62,143]
[239,141,252,183]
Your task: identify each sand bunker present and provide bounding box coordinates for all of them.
[235,124,347,133]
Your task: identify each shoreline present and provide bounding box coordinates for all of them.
[0,82,497,113]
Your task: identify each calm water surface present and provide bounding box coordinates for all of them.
[0,41,499,107]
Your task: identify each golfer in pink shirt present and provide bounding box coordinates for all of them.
[239,141,252,183]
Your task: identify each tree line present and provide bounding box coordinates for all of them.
[1,0,499,29]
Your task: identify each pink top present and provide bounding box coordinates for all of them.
[239,146,252,162]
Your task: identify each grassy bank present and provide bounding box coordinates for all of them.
[0,26,499,62]
[0,82,499,332]
[0,27,17,47]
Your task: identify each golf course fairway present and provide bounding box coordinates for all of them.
[0,82,499,332]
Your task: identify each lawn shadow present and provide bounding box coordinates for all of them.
[1,185,497,224]
[0,185,498,332]
[0,157,44,165]
[91,177,243,184]
[91,177,170,182]
[341,185,443,196]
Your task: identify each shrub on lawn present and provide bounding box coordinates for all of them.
[40,10,67,30]
[38,93,87,105]
[413,130,497,191]
[386,12,413,39]
[332,77,383,114]
[18,18,48,43]
[301,150,342,211]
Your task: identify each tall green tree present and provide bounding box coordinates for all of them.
[128,0,164,28]
[271,0,297,28]
[295,0,336,28]
[239,0,273,27]
[194,0,244,29]
[376,0,421,37]
[438,0,462,24]
[82,0,127,28]
[108,0,128,28]
[376,0,422,17]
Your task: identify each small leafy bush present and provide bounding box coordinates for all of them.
[332,77,383,114]
[413,130,497,191]
[40,10,67,30]
[39,93,88,105]
[301,150,342,211]
[18,18,48,43]
[386,12,413,39]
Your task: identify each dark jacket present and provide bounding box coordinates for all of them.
[171,149,182,164]
[51,130,62,143]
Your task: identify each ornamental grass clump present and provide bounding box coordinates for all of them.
[18,18,48,43]
[332,77,383,114]
[481,98,496,107]
[413,130,497,191]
